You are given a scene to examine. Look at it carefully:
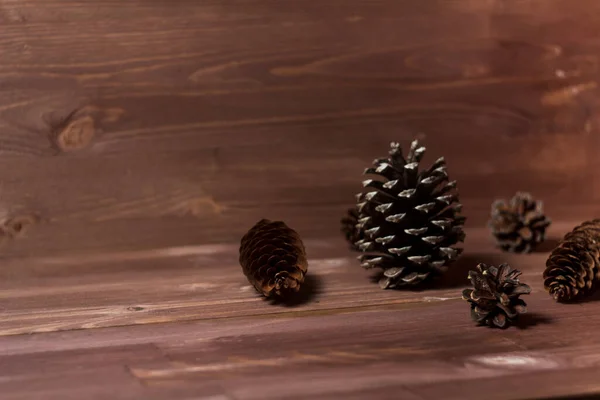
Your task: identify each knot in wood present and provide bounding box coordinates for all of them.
[56,115,95,152]
[1,214,39,239]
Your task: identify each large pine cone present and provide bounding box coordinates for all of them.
[353,139,466,289]
[239,219,308,298]
[462,263,531,329]
[489,192,551,253]
[340,207,363,251]
[543,219,600,302]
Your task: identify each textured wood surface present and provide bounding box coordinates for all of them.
[0,0,599,256]
[4,224,600,399]
[3,0,600,399]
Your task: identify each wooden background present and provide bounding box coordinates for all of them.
[0,0,598,257]
[2,1,600,399]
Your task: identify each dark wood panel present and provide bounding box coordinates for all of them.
[0,368,145,400]
[0,344,166,377]
[408,367,600,400]
[0,154,593,258]
[0,0,598,256]
[5,237,600,400]
[0,223,582,335]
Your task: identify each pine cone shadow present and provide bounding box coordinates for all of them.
[369,271,385,284]
[427,253,511,289]
[559,289,600,304]
[513,313,553,330]
[368,253,509,291]
[531,237,561,253]
[265,274,323,307]
[534,393,600,400]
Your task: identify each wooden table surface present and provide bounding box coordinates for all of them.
[3,219,600,400]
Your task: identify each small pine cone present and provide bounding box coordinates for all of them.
[340,208,364,250]
[239,219,308,298]
[353,139,466,289]
[543,219,600,302]
[462,263,531,329]
[489,192,551,253]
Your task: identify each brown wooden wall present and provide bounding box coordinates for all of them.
[0,0,599,258]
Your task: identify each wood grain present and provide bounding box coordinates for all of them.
[4,226,600,399]
[2,1,600,398]
[0,0,598,256]
[0,224,578,336]
[7,224,599,400]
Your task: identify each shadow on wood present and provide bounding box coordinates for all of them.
[514,312,554,330]
[535,393,600,400]
[366,252,510,290]
[558,289,600,304]
[430,252,511,289]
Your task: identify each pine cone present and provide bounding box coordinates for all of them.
[354,139,466,289]
[462,263,531,329]
[340,207,363,250]
[239,219,308,298]
[489,192,551,253]
[543,219,600,302]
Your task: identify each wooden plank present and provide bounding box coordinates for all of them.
[0,224,589,336]
[0,200,594,259]
[7,316,600,400]
[130,322,600,399]
[0,150,593,258]
[4,263,600,399]
[408,367,600,400]
[0,344,166,377]
[209,360,600,400]
[0,369,146,400]
[15,303,592,399]
[0,343,172,399]
[4,313,600,400]
[140,363,600,400]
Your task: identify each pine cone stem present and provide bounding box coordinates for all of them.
[239,219,308,298]
[544,219,600,302]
